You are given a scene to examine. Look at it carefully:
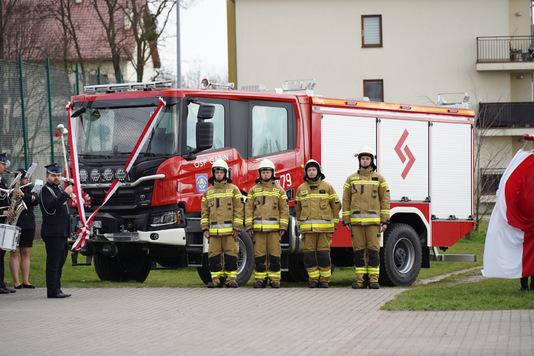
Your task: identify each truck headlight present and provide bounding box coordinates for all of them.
[149,211,179,227]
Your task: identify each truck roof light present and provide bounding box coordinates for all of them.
[437,92,470,109]
[281,79,316,95]
[84,80,172,94]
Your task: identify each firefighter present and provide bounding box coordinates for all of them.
[245,159,289,288]
[201,159,244,288]
[295,159,341,288]
[342,147,390,289]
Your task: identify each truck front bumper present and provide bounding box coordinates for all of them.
[99,228,187,246]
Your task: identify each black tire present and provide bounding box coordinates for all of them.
[94,251,152,283]
[235,229,254,286]
[379,223,422,287]
[288,260,308,282]
[118,253,152,282]
[197,257,212,285]
[196,228,255,286]
[94,253,123,282]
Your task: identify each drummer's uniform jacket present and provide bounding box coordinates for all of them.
[245,180,289,232]
[40,182,71,237]
[200,180,244,236]
[295,178,341,233]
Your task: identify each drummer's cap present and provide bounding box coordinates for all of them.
[45,163,62,175]
[0,153,8,164]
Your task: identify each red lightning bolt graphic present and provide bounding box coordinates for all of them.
[395,129,416,179]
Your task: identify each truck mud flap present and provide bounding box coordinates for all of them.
[71,251,93,266]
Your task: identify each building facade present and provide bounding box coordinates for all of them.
[227,0,534,206]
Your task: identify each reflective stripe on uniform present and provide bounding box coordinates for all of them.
[368,267,380,274]
[350,213,380,224]
[307,269,320,278]
[267,270,281,279]
[319,269,331,278]
[211,271,225,278]
[255,271,267,279]
[300,219,335,229]
[253,220,280,230]
[225,270,237,278]
[355,267,367,274]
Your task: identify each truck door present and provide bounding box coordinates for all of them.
[246,100,297,202]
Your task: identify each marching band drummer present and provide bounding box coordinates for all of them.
[0,153,16,294]
[9,168,39,289]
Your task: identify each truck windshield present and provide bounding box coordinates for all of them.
[75,105,178,157]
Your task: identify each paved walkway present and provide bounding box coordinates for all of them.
[1,287,534,355]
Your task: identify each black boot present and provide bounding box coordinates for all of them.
[520,277,529,291]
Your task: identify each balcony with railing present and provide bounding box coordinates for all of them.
[477,102,534,128]
[476,36,534,71]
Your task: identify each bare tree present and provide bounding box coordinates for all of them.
[122,0,175,81]
[473,102,511,231]
[90,0,128,83]
[180,60,228,89]
[0,0,46,60]
[42,0,87,75]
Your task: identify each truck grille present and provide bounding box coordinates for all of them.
[91,194,137,206]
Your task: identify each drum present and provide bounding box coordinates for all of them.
[0,223,21,252]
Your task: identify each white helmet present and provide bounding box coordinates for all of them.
[257,159,278,182]
[211,159,231,182]
[355,146,377,171]
[258,159,276,173]
[304,159,325,181]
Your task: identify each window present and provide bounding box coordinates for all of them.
[480,168,505,195]
[362,15,382,47]
[251,106,288,156]
[364,80,384,102]
[186,102,225,153]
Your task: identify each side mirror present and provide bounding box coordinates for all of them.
[197,103,215,120]
[196,121,213,152]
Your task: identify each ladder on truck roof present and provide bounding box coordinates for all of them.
[84,80,172,94]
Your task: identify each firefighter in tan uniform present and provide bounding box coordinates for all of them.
[343,147,390,289]
[201,159,244,288]
[245,159,289,288]
[295,159,341,288]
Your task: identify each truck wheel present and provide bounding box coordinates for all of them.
[379,223,422,287]
[288,260,308,282]
[235,229,254,286]
[94,253,123,282]
[196,228,255,286]
[118,254,152,282]
[94,251,152,282]
[197,258,212,285]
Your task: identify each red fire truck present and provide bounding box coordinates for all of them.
[68,80,475,286]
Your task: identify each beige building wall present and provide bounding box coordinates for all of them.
[233,0,531,105]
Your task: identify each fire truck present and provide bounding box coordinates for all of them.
[68,80,476,287]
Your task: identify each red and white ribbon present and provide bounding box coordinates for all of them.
[68,98,167,250]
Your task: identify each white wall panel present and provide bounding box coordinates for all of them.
[431,122,473,219]
[379,119,429,201]
[321,114,376,198]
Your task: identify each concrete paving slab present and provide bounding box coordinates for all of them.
[1,287,533,355]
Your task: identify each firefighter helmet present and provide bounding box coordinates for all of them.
[210,158,232,182]
[304,159,325,181]
[258,159,276,173]
[257,159,278,182]
[355,146,377,171]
